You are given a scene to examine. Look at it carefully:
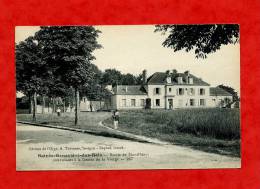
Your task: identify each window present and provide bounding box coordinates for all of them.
[131,99,136,106]
[155,88,160,94]
[200,99,206,106]
[122,99,126,107]
[190,99,195,106]
[188,88,195,95]
[169,87,172,92]
[156,99,160,106]
[177,76,183,84]
[166,77,171,83]
[188,77,193,84]
[140,99,145,107]
[178,88,184,95]
[199,88,205,95]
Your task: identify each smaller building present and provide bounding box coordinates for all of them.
[80,97,105,111]
[209,87,233,108]
[109,85,148,110]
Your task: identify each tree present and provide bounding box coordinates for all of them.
[100,69,123,86]
[100,69,143,86]
[121,73,137,85]
[35,26,101,125]
[135,73,143,85]
[80,64,103,100]
[47,80,69,113]
[218,84,239,102]
[16,37,48,121]
[155,24,239,58]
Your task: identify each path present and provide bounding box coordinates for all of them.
[17,123,241,170]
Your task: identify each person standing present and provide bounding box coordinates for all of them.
[57,107,61,116]
[113,109,119,129]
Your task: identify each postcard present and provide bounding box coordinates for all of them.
[15,25,240,170]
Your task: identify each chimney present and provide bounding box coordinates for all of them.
[184,70,190,76]
[142,69,147,84]
[184,70,190,83]
[166,70,171,83]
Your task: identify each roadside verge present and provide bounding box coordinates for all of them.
[17,121,169,145]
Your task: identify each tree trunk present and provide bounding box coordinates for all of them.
[42,96,45,114]
[28,94,32,114]
[75,88,79,125]
[52,98,55,114]
[32,91,37,121]
[106,100,108,110]
[90,101,93,112]
[47,98,50,113]
[63,98,66,113]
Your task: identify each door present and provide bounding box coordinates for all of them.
[168,99,173,109]
[145,98,151,109]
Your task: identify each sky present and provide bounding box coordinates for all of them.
[15,25,240,94]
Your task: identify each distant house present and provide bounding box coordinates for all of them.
[209,87,233,108]
[107,70,233,110]
[80,97,105,112]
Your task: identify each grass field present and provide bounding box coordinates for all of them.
[17,108,240,157]
[103,109,240,157]
[16,112,111,132]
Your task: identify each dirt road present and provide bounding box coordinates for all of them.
[16,123,240,170]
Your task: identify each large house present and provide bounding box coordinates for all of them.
[106,70,233,110]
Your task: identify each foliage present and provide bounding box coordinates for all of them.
[16,36,51,120]
[100,68,142,86]
[121,73,137,85]
[155,24,239,58]
[100,69,123,86]
[35,26,102,113]
[135,73,144,85]
[35,26,102,89]
[218,84,239,101]
[16,37,48,95]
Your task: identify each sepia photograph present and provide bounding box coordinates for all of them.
[15,25,240,170]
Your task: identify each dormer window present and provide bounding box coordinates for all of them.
[177,76,183,84]
[188,77,193,84]
[166,77,171,83]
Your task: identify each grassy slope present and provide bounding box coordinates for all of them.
[103,109,240,157]
[17,112,111,132]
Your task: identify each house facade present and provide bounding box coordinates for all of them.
[80,97,105,111]
[107,70,233,110]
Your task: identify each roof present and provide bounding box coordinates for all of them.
[147,72,210,86]
[147,72,167,84]
[210,87,232,96]
[113,85,147,95]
